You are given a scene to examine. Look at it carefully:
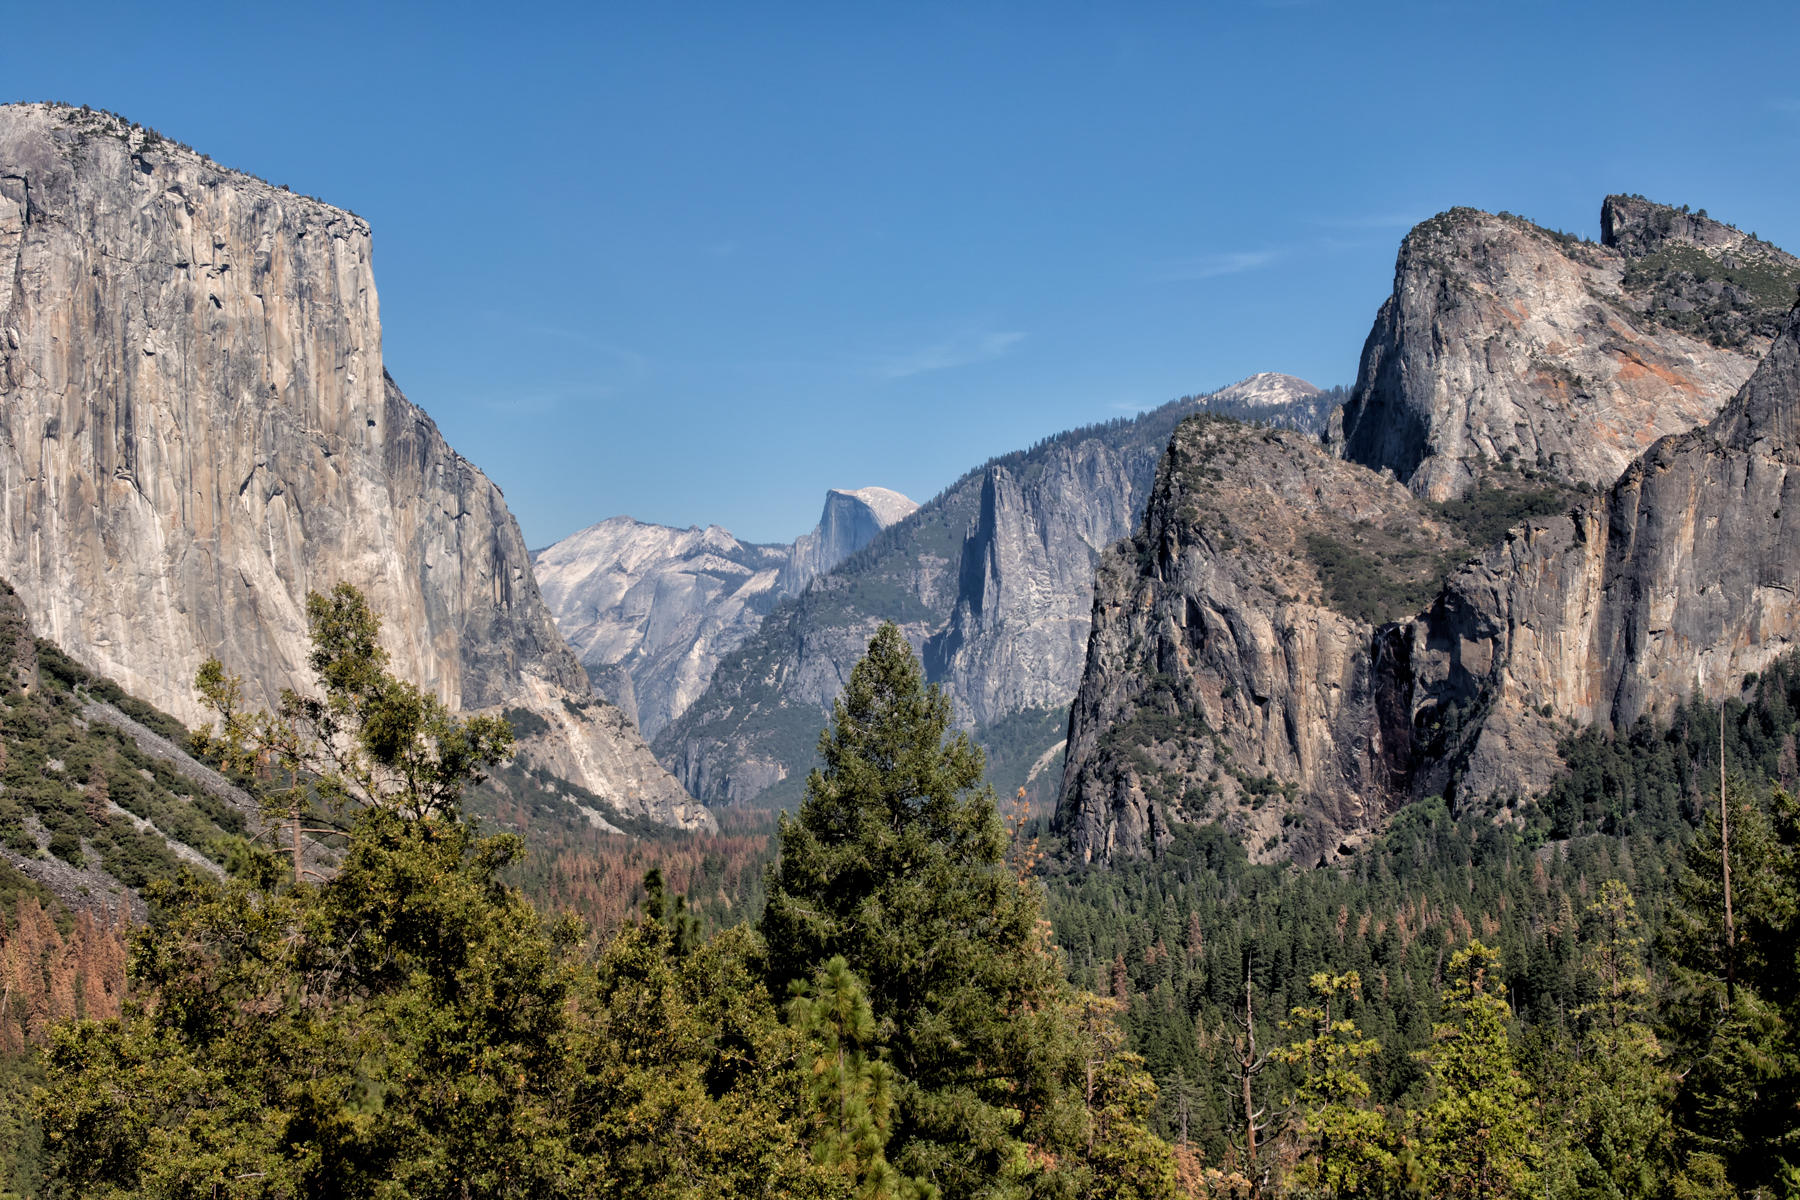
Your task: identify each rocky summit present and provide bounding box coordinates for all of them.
[0,103,707,830]
[1328,197,1798,501]
[1053,416,1472,866]
[1058,276,1800,867]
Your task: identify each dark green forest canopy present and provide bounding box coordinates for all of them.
[9,595,1800,1197]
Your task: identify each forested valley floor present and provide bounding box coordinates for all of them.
[4,617,1799,1196]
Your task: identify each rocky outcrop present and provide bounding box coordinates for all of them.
[533,485,916,741]
[777,487,920,595]
[1407,303,1800,807]
[1058,302,1800,865]
[1053,417,1470,866]
[1329,199,1796,501]
[655,379,1313,806]
[0,103,706,830]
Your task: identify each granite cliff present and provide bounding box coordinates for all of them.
[1053,416,1477,865]
[533,486,915,741]
[1407,303,1800,809]
[1329,198,1798,501]
[1057,290,1800,867]
[0,103,705,830]
[654,376,1330,807]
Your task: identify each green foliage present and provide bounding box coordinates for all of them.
[39,807,584,1199]
[0,587,244,895]
[498,705,551,740]
[1550,882,1675,1200]
[787,956,910,1197]
[1425,478,1578,550]
[762,624,1177,1199]
[1303,529,1463,626]
[1621,240,1800,348]
[1273,972,1403,1198]
[1304,474,1579,627]
[1413,942,1536,1199]
[193,583,515,830]
[570,917,837,1199]
[1657,774,1800,1196]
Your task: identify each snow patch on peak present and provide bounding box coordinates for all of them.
[1210,372,1323,409]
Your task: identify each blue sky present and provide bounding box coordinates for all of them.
[6,2,1799,545]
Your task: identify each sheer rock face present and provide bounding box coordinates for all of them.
[776,487,920,595]
[923,440,1148,729]
[0,103,707,830]
[1053,419,1465,866]
[1409,305,1800,807]
[533,486,916,742]
[1329,200,1793,501]
[1059,307,1800,864]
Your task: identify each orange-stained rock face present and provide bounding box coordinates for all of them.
[1416,305,1800,807]
[1329,200,1797,502]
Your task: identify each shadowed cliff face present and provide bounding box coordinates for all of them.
[0,103,707,830]
[1057,306,1800,865]
[1329,199,1797,502]
[1053,418,1468,866]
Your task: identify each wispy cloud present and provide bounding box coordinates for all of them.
[1309,211,1421,231]
[1161,249,1284,282]
[475,385,616,417]
[876,330,1027,380]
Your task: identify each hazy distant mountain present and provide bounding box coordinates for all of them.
[1191,372,1342,433]
[652,376,1330,808]
[535,487,917,739]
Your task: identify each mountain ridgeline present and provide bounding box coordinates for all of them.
[0,102,705,832]
[532,486,918,742]
[1059,196,1800,865]
[648,374,1333,807]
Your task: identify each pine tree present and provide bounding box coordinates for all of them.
[760,623,1175,1199]
[1560,882,1673,1198]
[1662,776,1800,1193]
[788,955,917,1198]
[1414,941,1536,1200]
[1273,971,1401,1199]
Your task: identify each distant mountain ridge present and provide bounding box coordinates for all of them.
[651,375,1332,807]
[534,486,917,739]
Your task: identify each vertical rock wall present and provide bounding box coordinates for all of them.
[0,103,704,829]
